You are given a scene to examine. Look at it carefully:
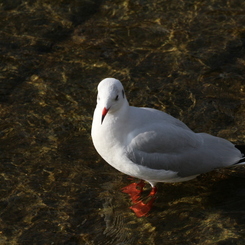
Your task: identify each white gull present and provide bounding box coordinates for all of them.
[91,78,245,217]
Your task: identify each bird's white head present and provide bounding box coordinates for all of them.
[97,78,126,124]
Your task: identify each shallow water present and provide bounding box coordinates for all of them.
[0,0,245,244]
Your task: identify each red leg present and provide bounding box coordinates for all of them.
[121,180,145,203]
[130,196,156,217]
[149,186,157,196]
[130,186,158,217]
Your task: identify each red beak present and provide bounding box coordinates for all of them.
[101,107,109,124]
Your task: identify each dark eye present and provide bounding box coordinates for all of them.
[115,95,119,101]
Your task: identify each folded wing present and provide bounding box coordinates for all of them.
[126,122,242,177]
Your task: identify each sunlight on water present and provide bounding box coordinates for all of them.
[0,0,245,244]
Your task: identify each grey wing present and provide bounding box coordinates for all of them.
[126,122,242,177]
[126,123,204,176]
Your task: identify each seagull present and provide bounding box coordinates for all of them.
[91,78,245,217]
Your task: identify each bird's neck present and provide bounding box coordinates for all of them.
[103,101,129,136]
[92,101,130,165]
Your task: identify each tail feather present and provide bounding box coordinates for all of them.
[235,145,245,165]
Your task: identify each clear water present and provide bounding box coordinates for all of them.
[0,0,245,244]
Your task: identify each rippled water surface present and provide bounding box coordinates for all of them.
[1,0,245,244]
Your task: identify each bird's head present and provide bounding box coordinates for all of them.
[97,78,126,124]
